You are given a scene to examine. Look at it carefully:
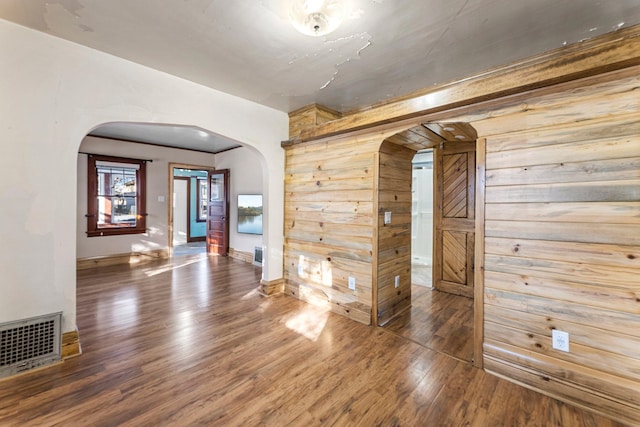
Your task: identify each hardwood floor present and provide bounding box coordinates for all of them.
[383,285,474,363]
[0,256,627,426]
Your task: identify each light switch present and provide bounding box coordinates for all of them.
[384,211,392,225]
[158,195,165,202]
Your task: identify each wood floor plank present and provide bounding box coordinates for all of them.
[0,255,628,426]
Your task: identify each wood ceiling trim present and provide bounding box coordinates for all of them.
[289,24,640,144]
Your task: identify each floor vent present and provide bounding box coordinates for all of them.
[253,246,263,266]
[0,312,62,378]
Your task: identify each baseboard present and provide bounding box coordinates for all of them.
[260,278,284,296]
[61,330,81,359]
[76,248,170,270]
[229,248,254,264]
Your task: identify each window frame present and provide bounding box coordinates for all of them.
[86,154,147,237]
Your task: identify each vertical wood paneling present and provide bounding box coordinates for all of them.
[471,70,640,425]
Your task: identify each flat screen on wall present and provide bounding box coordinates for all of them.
[237,194,263,235]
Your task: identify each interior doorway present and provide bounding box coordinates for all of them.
[411,150,434,288]
[170,165,229,257]
[381,123,478,365]
[173,177,189,246]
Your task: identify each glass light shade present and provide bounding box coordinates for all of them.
[289,0,344,37]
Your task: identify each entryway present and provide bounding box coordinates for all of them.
[380,123,479,365]
[170,165,230,257]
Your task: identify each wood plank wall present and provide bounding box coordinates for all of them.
[283,137,383,324]
[376,141,414,325]
[284,62,639,424]
[464,67,640,425]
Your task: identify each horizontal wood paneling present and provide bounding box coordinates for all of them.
[376,141,414,325]
[471,68,640,424]
[484,353,640,424]
[284,136,381,324]
[284,33,640,425]
[485,220,640,246]
[485,202,640,224]
[294,27,640,142]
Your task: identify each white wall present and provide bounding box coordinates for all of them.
[0,19,287,333]
[76,136,216,258]
[216,147,264,256]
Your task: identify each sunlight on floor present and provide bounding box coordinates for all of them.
[285,304,329,342]
[143,256,206,277]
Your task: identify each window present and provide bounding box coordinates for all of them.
[87,154,146,237]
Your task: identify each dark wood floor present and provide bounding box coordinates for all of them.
[384,285,474,362]
[0,255,627,426]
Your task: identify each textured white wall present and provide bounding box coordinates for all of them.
[0,19,287,333]
[216,146,264,256]
[76,136,217,258]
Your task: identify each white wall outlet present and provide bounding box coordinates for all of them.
[348,276,356,291]
[298,262,304,276]
[157,195,165,202]
[552,329,570,352]
[384,211,392,225]
[394,275,400,288]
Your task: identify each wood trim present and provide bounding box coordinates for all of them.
[260,278,284,296]
[473,137,487,369]
[372,150,381,326]
[86,154,147,237]
[229,247,254,264]
[168,163,216,253]
[294,24,640,142]
[61,330,81,359]
[76,248,170,270]
[174,176,192,242]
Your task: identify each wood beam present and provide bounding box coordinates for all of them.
[293,24,640,142]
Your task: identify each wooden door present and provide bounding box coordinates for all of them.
[207,170,229,255]
[434,142,475,298]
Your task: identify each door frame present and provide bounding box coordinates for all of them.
[431,137,485,368]
[172,176,190,246]
[207,169,230,256]
[168,163,218,255]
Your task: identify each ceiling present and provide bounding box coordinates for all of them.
[89,123,241,154]
[2,0,639,149]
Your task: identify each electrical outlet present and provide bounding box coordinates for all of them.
[394,275,400,288]
[348,276,356,291]
[384,211,392,225]
[298,262,304,276]
[552,330,570,352]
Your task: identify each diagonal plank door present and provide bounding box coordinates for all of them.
[434,141,476,298]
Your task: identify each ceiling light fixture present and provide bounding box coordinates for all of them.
[289,0,345,37]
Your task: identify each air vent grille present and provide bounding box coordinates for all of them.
[0,313,62,378]
[253,246,263,266]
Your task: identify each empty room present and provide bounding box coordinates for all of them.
[1,1,639,425]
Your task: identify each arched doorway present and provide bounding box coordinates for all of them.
[376,122,483,367]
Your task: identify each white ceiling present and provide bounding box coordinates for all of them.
[2,0,639,149]
[89,123,241,154]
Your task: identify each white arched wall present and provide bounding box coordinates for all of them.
[0,19,287,334]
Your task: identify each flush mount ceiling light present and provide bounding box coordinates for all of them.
[289,0,345,37]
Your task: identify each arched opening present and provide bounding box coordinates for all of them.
[74,121,277,348]
[376,122,482,367]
